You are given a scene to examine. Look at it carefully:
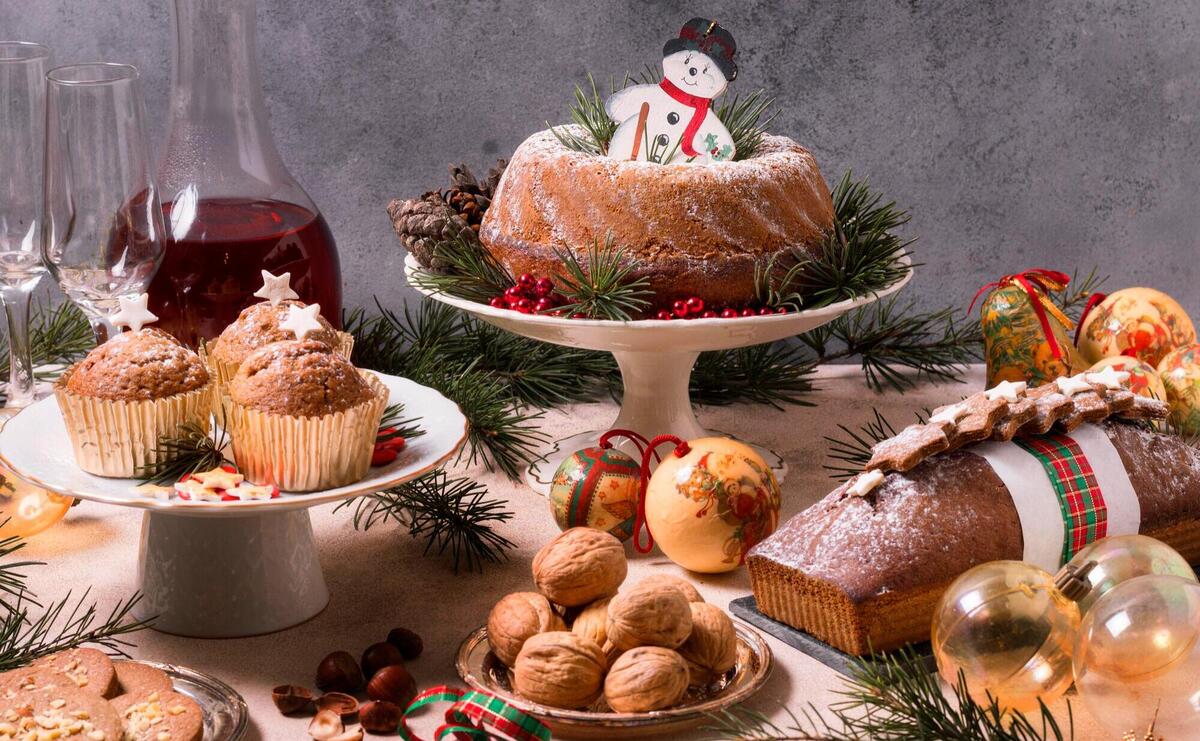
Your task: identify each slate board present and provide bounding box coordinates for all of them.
[729,596,937,677]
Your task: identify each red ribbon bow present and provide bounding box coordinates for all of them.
[969,269,1074,361]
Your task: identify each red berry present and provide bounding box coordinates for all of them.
[518,273,536,288]
[672,300,688,318]
[516,298,532,311]
[371,446,398,467]
[701,310,718,319]
[686,297,705,314]
[656,310,674,321]
[534,297,555,313]
[721,308,738,319]
[550,310,565,317]
[535,278,554,297]
[740,308,756,317]
[776,307,789,314]
[759,307,773,315]
[489,297,507,309]
[571,313,587,319]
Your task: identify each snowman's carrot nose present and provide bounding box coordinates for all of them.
[630,102,650,160]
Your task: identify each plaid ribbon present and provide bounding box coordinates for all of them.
[399,685,551,741]
[1015,432,1108,563]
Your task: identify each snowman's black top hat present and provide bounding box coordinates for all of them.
[663,17,737,82]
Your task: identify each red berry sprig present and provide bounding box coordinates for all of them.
[652,295,794,321]
[488,274,567,315]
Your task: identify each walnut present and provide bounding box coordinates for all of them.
[606,584,693,650]
[603,647,689,712]
[570,597,610,646]
[487,592,566,666]
[532,528,627,607]
[677,603,738,685]
[512,631,606,709]
[601,639,624,669]
[635,573,705,603]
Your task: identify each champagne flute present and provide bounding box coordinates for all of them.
[42,63,164,345]
[0,42,51,408]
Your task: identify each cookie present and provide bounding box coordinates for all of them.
[110,690,202,741]
[1014,385,1075,437]
[0,667,78,700]
[1096,386,1136,415]
[930,393,1008,448]
[866,424,950,473]
[1117,395,1170,420]
[29,648,118,698]
[0,685,122,740]
[113,662,174,698]
[989,394,1039,441]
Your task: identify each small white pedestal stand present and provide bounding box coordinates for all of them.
[406,256,910,494]
[0,373,467,637]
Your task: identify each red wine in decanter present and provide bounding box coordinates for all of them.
[148,198,343,348]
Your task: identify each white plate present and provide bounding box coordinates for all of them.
[0,372,467,518]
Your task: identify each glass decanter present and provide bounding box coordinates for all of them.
[149,0,343,347]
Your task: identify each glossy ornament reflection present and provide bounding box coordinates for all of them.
[1073,574,1200,737]
[0,468,69,539]
[931,561,1079,713]
[1058,534,1197,616]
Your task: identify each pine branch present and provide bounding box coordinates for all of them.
[715,89,778,160]
[823,409,903,480]
[0,529,40,613]
[552,236,654,321]
[0,591,151,672]
[338,469,515,574]
[692,343,819,408]
[550,74,618,156]
[137,416,232,486]
[0,302,93,404]
[378,403,425,443]
[1050,266,1108,323]
[703,646,1073,740]
[407,234,515,304]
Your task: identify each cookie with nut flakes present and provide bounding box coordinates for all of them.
[28,648,118,698]
[0,685,123,740]
[113,662,174,698]
[110,689,202,741]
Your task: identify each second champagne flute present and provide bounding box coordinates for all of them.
[42,63,164,345]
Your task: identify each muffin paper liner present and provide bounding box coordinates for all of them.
[54,371,216,478]
[226,371,386,492]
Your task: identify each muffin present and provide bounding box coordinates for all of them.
[205,300,353,387]
[225,340,386,491]
[55,329,214,477]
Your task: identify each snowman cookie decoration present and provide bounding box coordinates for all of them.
[606,18,738,164]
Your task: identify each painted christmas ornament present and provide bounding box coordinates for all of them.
[1073,575,1200,737]
[1087,356,1166,400]
[549,446,640,541]
[1157,343,1200,435]
[931,560,1079,713]
[643,437,780,573]
[978,271,1086,387]
[1058,534,1197,616]
[1077,287,1195,366]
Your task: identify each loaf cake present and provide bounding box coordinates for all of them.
[747,372,1200,655]
[480,128,835,310]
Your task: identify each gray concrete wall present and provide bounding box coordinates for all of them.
[5,0,1198,317]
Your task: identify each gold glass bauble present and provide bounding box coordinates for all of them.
[1073,575,1200,737]
[1157,343,1200,435]
[1087,356,1166,400]
[1060,534,1196,616]
[931,561,1079,713]
[1077,287,1195,366]
[0,465,70,539]
[643,437,780,574]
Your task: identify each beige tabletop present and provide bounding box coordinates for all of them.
[16,364,1111,739]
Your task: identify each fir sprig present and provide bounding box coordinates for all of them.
[714,89,778,160]
[691,343,818,408]
[339,469,516,573]
[408,234,515,304]
[0,591,150,672]
[137,417,232,486]
[0,529,40,612]
[552,236,654,321]
[549,74,617,156]
[703,646,1073,740]
[0,302,93,404]
[378,403,425,445]
[823,408,920,480]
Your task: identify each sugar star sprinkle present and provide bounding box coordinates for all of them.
[280,303,324,341]
[1086,366,1131,390]
[231,483,276,500]
[1056,373,1095,396]
[109,293,159,332]
[985,380,1027,402]
[191,467,244,491]
[847,469,886,497]
[253,269,299,305]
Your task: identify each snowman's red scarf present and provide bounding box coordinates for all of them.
[658,78,711,157]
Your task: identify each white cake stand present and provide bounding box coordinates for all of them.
[0,372,467,638]
[405,255,911,493]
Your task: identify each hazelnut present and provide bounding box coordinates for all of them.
[361,641,405,678]
[272,684,315,715]
[570,597,610,646]
[678,603,738,686]
[367,664,418,707]
[487,592,566,666]
[316,651,364,693]
[531,528,627,607]
[512,631,605,709]
[604,647,689,712]
[317,692,359,719]
[386,627,424,661]
[359,700,403,735]
[606,584,693,650]
[307,709,344,740]
[636,573,705,603]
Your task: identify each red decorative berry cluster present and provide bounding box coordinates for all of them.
[488,273,571,315]
[371,427,408,467]
[653,296,792,321]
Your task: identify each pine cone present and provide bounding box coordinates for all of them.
[482,159,507,199]
[386,191,473,270]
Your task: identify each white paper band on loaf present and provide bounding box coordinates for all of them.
[973,424,1141,572]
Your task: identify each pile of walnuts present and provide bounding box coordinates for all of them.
[486,527,739,713]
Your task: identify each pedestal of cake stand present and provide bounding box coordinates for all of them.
[136,509,327,638]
